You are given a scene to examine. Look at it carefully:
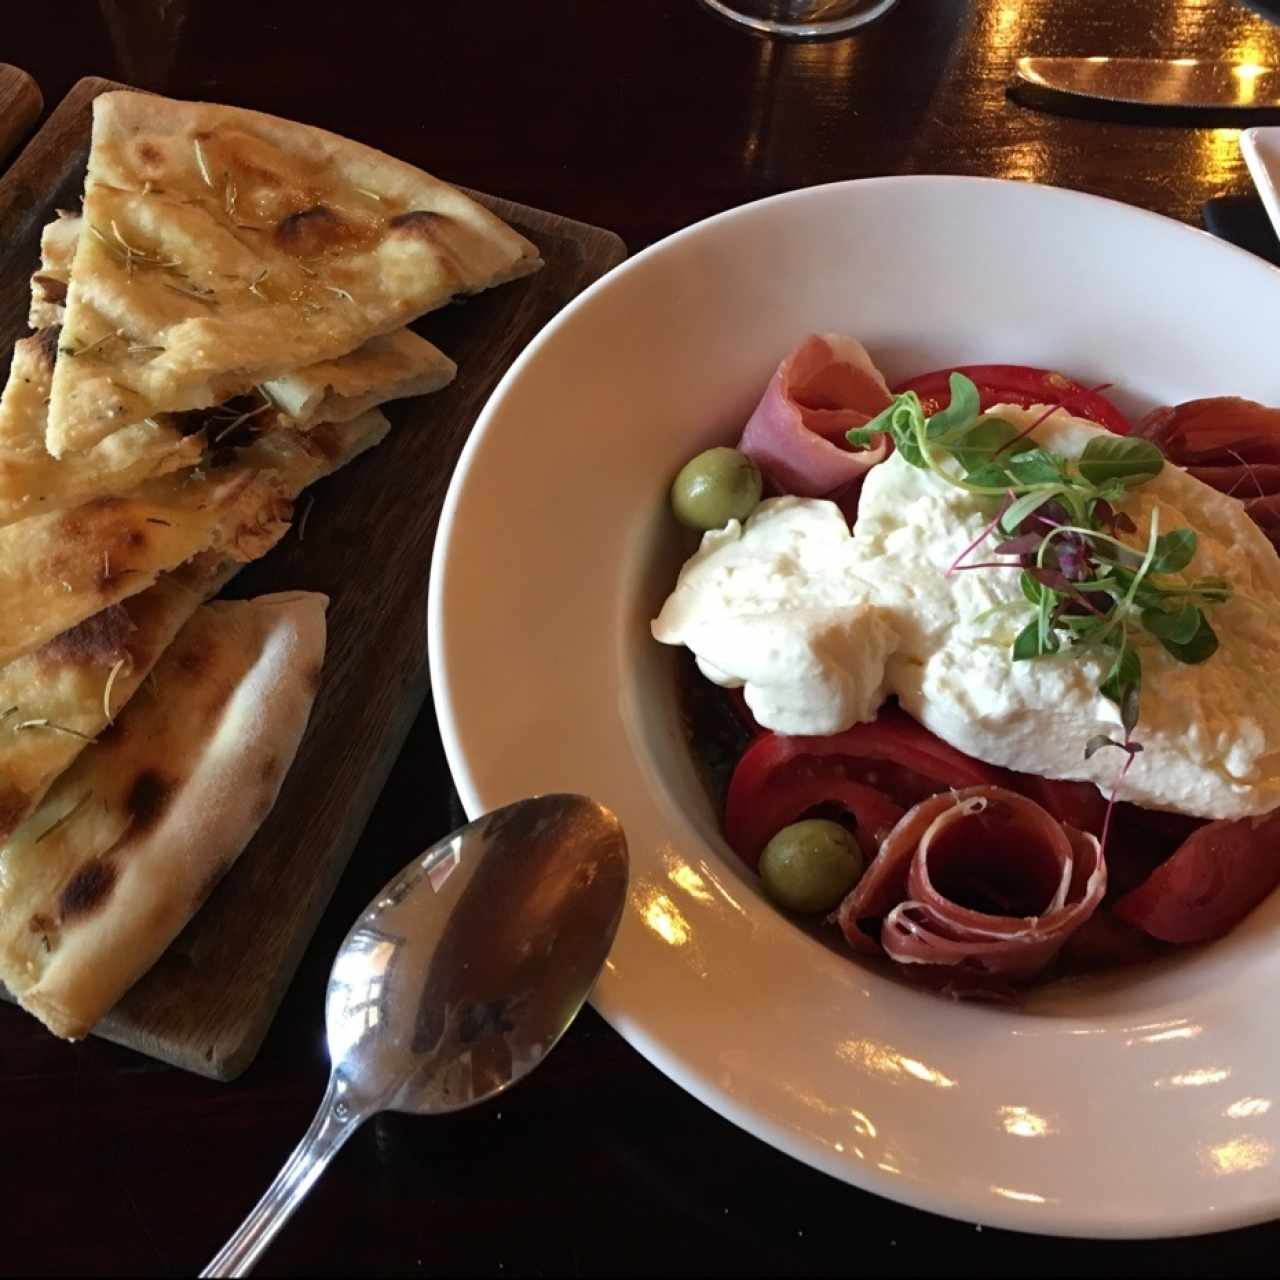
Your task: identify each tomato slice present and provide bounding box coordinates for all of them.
[1003,774,1107,838]
[724,706,1001,866]
[894,364,1131,435]
[1113,808,1280,944]
[729,770,906,870]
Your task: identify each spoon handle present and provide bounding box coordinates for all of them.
[200,1077,362,1278]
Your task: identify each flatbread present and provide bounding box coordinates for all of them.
[0,591,327,1039]
[261,328,456,424]
[0,329,203,528]
[47,90,539,455]
[0,407,386,670]
[0,396,386,844]
[33,214,458,430]
[29,211,78,329]
[0,554,232,841]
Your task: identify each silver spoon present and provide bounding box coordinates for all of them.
[201,793,628,1278]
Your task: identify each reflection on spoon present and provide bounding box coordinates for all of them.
[201,793,628,1277]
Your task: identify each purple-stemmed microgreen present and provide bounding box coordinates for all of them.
[848,372,1232,760]
[945,493,1014,577]
[1085,677,1144,855]
[991,401,1064,458]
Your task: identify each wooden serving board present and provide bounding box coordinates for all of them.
[0,66,41,171]
[0,76,627,1079]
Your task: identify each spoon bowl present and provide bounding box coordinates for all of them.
[203,793,628,1277]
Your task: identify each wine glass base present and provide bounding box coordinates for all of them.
[697,0,899,39]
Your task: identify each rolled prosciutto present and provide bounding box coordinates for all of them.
[737,334,892,499]
[835,787,1106,981]
[1113,808,1280,944]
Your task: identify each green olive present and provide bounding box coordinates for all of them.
[759,819,865,915]
[670,447,763,531]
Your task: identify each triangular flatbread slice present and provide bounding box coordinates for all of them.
[0,329,204,527]
[0,590,327,1039]
[33,214,458,431]
[0,407,386,670]
[0,554,232,841]
[0,401,385,841]
[47,90,539,455]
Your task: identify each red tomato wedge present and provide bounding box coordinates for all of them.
[1113,809,1280,944]
[1003,774,1107,838]
[724,707,1001,867]
[894,364,1131,435]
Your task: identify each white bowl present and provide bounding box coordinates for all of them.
[428,176,1280,1237]
[1242,126,1280,241]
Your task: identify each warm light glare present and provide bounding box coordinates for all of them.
[706,873,747,915]
[849,1108,877,1138]
[777,1084,882,1156]
[988,2,1026,49]
[1160,1067,1231,1089]
[1226,1097,1273,1120]
[838,1038,958,1089]
[1199,128,1243,188]
[991,1186,1049,1205]
[640,890,691,947]
[1126,1022,1201,1046]
[667,861,715,905]
[659,845,747,916]
[899,1056,950,1086]
[1233,62,1267,104]
[1206,1136,1274,1175]
[999,1105,1053,1138]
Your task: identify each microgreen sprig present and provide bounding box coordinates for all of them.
[848,373,1231,755]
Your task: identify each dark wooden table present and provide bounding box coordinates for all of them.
[5,1,1280,1274]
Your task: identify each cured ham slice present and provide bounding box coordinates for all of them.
[1244,493,1280,549]
[1139,397,1280,550]
[835,787,1105,980]
[1137,397,1280,467]
[1055,909,1166,972]
[1185,464,1280,496]
[1113,808,1280,943]
[737,334,892,499]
